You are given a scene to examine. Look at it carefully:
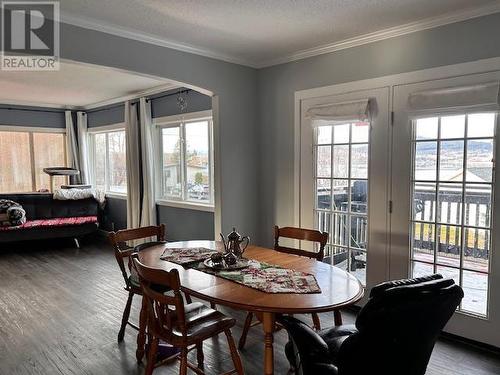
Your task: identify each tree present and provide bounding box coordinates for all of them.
[194,172,204,185]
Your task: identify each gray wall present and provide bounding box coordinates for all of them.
[256,13,500,246]
[151,88,211,118]
[87,104,124,128]
[157,206,214,241]
[59,22,258,242]
[87,88,211,126]
[0,104,65,128]
[101,197,127,231]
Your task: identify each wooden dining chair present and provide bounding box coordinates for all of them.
[238,225,339,350]
[132,254,244,375]
[108,224,167,342]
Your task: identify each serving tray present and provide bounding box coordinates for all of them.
[203,257,250,271]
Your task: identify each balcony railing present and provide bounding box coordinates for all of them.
[413,188,490,271]
[315,186,490,274]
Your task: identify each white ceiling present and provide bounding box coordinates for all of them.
[60,0,500,67]
[0,61,175,108]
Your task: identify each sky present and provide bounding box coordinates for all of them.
[162,120,210,154]
[415,113,495,140]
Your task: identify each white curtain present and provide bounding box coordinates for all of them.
[306,99,371,123]
[76,111,90,184]
[65,110,80,179]
[408,81,500,113]
[139,97,156,227]
[125,101,141,229]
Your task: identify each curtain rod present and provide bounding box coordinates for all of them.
[0,106,65,114]
[86,104,122,114]
[0,89,194,115]
[86,89,192,112]
[146,89,191,102]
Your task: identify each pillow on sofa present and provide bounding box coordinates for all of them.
[7,206,26,226]
[0,199,25,227]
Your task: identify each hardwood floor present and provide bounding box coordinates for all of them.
[1,237,499,375]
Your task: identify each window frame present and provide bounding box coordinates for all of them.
[88,123,127,198]
[154,110,214,211]
[0,125,67,193]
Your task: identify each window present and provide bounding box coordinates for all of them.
[157,113,213,206]
[314,121,370,285]
[0,129,66,192]
[411,113,496,316]
[90,129,127,195]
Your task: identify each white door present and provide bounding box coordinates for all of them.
[299,87,390,291]
[391,72,500,346]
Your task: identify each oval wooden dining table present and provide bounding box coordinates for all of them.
[136,240,364,375]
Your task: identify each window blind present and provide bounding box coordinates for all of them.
[407,81,500,113]
[306,99,371,124]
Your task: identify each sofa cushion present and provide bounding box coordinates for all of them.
[0,216,98,231]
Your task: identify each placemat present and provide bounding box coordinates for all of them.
[193,259,321,294]
[160,247,217,265]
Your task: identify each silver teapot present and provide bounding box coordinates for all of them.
[220,227,250,260]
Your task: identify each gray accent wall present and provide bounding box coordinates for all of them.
[60,22,258,242]
[157,206,214,241]
[256,13,500,246]
[101,197,127,231]
[87,104,124,128]
[0,104,65,128]
[86,87,212,127]
[151,89,211,118]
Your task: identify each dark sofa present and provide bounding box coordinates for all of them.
[0,193,100,247]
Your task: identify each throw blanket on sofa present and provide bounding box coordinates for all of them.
[53,188,106,208]
[0,199,26,227]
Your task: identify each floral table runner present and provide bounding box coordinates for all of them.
[193,259,321,294]
[160,247,217,265]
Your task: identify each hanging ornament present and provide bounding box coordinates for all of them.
[177,90,188,112]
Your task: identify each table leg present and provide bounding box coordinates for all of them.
[262,312,275,375]
[136,296,147,362]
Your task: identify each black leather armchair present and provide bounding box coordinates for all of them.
[279,274,464,375]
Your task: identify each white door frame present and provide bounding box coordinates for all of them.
[298,87,391,291]
[391,71,500,347]
[294,56,500,346]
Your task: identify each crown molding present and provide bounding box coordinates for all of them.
[51,3,500,70]
[257,3,500,68]
[60,12,260,68]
